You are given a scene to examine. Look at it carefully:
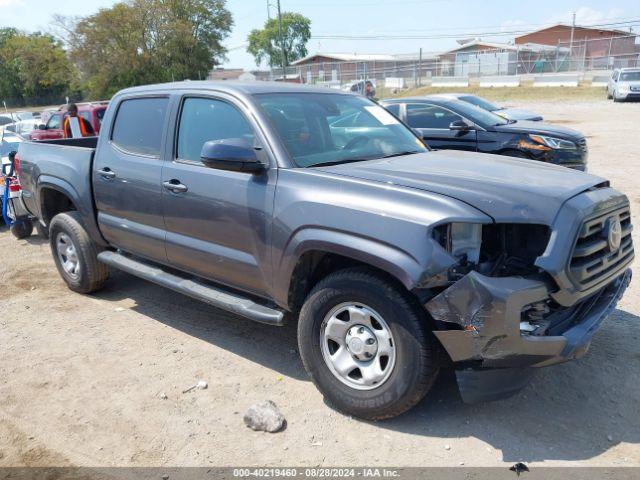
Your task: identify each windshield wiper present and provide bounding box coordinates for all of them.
[381,150,423,159]
[309,157,377,168]
[309,150,423,168]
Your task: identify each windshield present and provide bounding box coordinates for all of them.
[459,95,500,112]
[256,93,426,167]
[449,100,510,127]
[620,71,640,81]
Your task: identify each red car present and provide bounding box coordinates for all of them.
[29,102,109,141]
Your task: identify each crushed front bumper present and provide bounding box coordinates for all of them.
[425,268,632,403]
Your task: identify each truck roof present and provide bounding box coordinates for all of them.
[116,80,349,96]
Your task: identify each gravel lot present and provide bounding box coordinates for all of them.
[1,98,639,468]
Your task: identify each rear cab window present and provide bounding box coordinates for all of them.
[111,97,169,157]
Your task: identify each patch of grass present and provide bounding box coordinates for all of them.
[381,85,606,103]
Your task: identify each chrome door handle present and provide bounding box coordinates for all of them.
[98,168,116,180]
[163,180,188,193]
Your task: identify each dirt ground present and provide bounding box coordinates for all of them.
[1,98,639,469]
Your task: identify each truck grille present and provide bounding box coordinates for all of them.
[569,205,633,290]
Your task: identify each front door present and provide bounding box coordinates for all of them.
[93,96,170,263]
[161,95,276,298]
[404,103,477,151]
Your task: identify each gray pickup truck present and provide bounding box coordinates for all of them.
[17,82,634,420]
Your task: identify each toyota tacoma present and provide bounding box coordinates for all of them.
[16,82,633,420]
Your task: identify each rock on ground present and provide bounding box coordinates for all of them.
[243,401,286,433]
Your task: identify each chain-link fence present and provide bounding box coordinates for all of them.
[270,32,640,91]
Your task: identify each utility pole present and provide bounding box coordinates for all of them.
[276,0,287,78]
[418,48,423,87]
[569,11,576,66]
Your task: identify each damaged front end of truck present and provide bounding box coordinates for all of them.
[420,187,634,403]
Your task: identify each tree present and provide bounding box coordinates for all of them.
[0,29,73,105]
[247,12,311,68]
[0,28,21,100]
[64,0,233,99]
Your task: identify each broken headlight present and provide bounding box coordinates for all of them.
[433,223,482,264]
[434,223,551,278]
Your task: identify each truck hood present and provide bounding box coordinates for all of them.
[316,150,606,224]
[492,120,583,141]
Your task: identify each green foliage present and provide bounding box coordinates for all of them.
[66,0,233,99]
[247,12,311,67]
[0,28,73,104]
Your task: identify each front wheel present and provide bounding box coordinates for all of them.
[298,267,439,420]
[49,212,109,294]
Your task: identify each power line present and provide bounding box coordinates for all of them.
[311,18,640,41]
[342,15,640,35]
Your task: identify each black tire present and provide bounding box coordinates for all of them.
[10,219,33,239]
[298,267,439,420]
[49,212,109,294]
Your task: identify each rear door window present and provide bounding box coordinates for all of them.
[111,97,169,157]
[406,104,462,129]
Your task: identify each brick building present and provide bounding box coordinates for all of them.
[515,24,639,69]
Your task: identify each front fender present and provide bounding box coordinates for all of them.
[275,227,424,306]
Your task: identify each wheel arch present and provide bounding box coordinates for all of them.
[37,176,108,247]
[277,229,425,312]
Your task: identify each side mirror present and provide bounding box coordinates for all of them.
[200,138,266,173]
[449,120,474,131]
[38,124,47,130]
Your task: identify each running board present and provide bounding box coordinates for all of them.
[97,251,285,326]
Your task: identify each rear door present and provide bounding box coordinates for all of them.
[404,103,477,151]
[93,96,170,263]
[160,93,276,297]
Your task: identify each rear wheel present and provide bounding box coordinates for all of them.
[297,267,439,420]
[10,219,33,239]
[49,212,108,294]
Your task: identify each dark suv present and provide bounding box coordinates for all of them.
[381,96,588,170]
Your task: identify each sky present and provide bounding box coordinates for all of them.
[1,0,639,69]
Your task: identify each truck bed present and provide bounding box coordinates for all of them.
[18,136,105,244]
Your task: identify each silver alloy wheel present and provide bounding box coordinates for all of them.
[320,302,396,390]
[56,232,80,280]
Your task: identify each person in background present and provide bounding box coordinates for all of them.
[364,81,376,100]
[63,104,94,138]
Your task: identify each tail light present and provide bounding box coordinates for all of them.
[8,179,21,193]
